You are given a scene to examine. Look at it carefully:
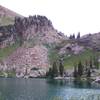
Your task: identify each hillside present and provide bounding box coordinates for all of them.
[49,40,100,69]
[78,33,100,51]
[0,6,65,77]
[0,5,100,78]
[0,5,23,26]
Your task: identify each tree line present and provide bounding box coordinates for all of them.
[46,55,99,79]
[69,32,80,40]
[73,56,99,78]
[46,59,64,78]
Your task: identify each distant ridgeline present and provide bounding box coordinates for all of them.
[77,33,100,51]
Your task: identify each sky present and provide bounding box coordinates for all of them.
[0,0,100,36]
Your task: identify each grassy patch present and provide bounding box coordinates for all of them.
[0,71,16,78]
[48,44,100,69]
[0,43,20,60]
[63,49,100,69]
[0,16,14,26]
[7,71,16,77]
[48,48,60,65]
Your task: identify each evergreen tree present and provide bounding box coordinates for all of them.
[46,62,58,78]
[69,34,72,39]
[46,67,52,78]
[69,34,75,39]
[73,65,78,78]
[93,56,99,69]
[77,32,80,39]
[89,58,93,69]
[72,34,75,39]
[59,60,64,77]
[85,60,88,67]
[77,61,83,77]
[85,60,89,74]
[95,59,99,69]
[87,68,91,77]
[52,62,58,77]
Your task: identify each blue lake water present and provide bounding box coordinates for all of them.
[0,78,100,100]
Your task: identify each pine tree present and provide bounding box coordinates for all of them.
[77,32,80,39]
[69,34,72,39]
[77,61,83,77]
[85,60,89,73]
[46,68,52,78]
[52,62,58,77]
[73,65,77,78]
[93,56,99,69]
[89,58,93,69]
[69,34,75,39]
[87,68,91,77]
[95,59,99,69]
[72,34,75,39]
[59,60,64,77]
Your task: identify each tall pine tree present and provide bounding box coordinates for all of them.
[52,62,58,77]
[77,61,83,77]
[73,65,78,78]
[59,60,64,77]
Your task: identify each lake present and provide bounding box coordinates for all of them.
[0,78,100,100]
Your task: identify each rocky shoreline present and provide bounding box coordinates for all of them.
[0,67,100,85]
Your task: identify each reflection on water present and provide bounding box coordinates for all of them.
[0,78,100,100]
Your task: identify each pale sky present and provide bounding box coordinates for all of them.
[0,0,100,36]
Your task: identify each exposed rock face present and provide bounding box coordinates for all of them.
[78,33,100,51]
[0,6,65,78]
[0,25,15,48]
[5,45,49,69]
[14,15,64,44]
[0,15,65,49]
[2,45,49,78]
[0,5,23,48]
[59,43,84,55]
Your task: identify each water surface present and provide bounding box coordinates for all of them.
[0,78,100,100]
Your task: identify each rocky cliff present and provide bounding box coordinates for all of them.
[0,6,65,78]
[0,5,99,78]
[14,15,64,44]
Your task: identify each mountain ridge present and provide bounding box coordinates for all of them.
[0,5,99,78]
[0,5,66,78]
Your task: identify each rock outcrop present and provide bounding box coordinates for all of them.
[0,14,65,77]
[59,43,84,55]
[0,25,15,48]
[0,19,66,78]
[0,5,23,48]
[14,15,64,44]
[0,15,65,48]
[78,33,100,51]
[5,45,49,77]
